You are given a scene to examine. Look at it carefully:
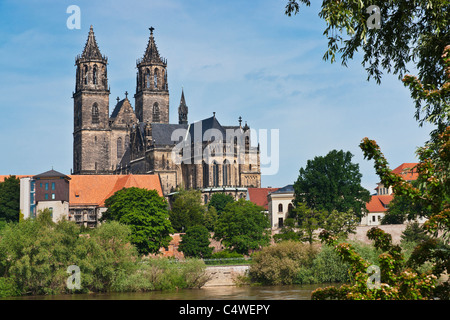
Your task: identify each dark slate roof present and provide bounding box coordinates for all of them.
[188,116,227,143]
[151,123,188,146]
[110,99,126,119]
[34,169,70,179]
[150,116,248,146]
[272,184,294,194]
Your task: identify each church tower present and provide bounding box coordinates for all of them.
[178,88,188,125]
[73,25,111,175]
[135,27,169,124]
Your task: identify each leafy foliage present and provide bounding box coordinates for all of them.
[249,241,319,285]
[102,187,173,255]
[0,176,20,223]
[208,192,235,215]
[178,225,214,259]
[169,188,209,232]
[313,227,441,300]
[294,149,370,218]
[214,199,270,254]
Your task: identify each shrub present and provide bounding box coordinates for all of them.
[249,241,319,285]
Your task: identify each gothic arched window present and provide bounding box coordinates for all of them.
[93,65,98,85]
[202,161,209,188]
[92,103,99,124]
[145,69,151,89]
[223,160,230,186]
[117,137,123,159]
[278,203,283,212]
[213,161,220,187]
[153,103,160,122]
[154,68,158,89]
[84,65,88,85]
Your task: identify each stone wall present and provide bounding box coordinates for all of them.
[204,265,249,287]
[349,224,408,244]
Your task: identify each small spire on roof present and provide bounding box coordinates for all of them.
[125,91,128,99]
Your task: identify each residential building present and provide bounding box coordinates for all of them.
[267,185,294,229]
[362,163,424,226]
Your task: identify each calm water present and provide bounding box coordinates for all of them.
[5,284,331,300]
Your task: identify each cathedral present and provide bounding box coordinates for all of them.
[73,26,261,201]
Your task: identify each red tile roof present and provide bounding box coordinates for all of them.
[366,194,394,213]
[247,187,279,210]
[392,163,419,181]
[68,174,163,207]
[0,175,33,183]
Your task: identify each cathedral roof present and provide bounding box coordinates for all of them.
[138,27,166,66]
[78,25,106,61]
[151,123,188,146]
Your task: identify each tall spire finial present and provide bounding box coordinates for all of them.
[149,26,155,35]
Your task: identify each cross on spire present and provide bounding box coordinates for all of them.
[149,26,155,35]
[125,91,128,98]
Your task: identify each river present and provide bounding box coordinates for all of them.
[5,284,330,300]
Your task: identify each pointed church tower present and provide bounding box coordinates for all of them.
[178,88,188,125]
[73,25,111,175]
[135,27,169,124]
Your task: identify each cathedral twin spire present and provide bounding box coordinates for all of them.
[77,26,187,124]
[79,25,107,62]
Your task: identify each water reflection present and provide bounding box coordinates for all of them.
[6,284,331,300]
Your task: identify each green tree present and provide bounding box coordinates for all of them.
[0,176,20,223]
[102,187,173,255]
[208,193,235,215]
[169,188,207,232]
[273,218,302,243]
[178,225,213,259]
[294,149,371,218]
[214,199,271,255]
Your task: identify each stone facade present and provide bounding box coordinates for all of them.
[73,26,261,200]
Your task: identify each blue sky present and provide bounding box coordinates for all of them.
[0,0,433,192]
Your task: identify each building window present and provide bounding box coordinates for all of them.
[223,160,230,186]
[30,181,35,192]
[92,103,99,124]
[152,103,160,122]
[202,161,209,188]
[45,194,49,200]
[145,69,150,88]
[52,182,55,190]
[278,218,284,228]
[51,193,55,200]
[117,137,123,159]
[84,65,88,85]
[45,183,49,191]
[278,203,283,213]
[213,161,219,187]
[154,68,158,88]
[93,65,98,84]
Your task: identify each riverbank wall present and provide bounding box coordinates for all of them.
[204,265,249,287]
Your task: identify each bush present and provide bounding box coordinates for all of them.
[113,258,210,291]
[0,277,20,297]
[298,245,350,284]
[249,241,319,285]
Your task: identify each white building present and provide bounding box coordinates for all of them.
[267,185,294,229]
